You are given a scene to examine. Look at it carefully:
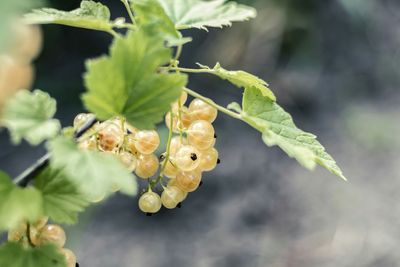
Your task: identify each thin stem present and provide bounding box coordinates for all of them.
[174,45,183,61]
[107,29,121,38]
[121,0,136,24]
[152,109,174,189]
[167,66,212,74]
[183,88,243,120]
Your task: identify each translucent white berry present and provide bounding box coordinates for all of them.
[187,120,215,150]
[169,136,187,156]
[173,145,200,171]
[163,161,178,179]
[161,186,187,209]
[119,151,137,172]
[10,23,42,62]
[135,154,159,179]
[198,147,219,172]
[97,122,123,151]
[189,98,218,122]
[38,224,66,248]
[176,170,202,192]
[138,191,162,213]
[134,130,160,154]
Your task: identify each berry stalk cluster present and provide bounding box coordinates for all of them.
[73,91,220,213]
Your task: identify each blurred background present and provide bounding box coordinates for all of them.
[1,0,400,266]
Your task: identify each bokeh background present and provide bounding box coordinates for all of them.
[1,0,400,266]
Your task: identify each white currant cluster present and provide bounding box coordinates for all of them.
[0,22,42,111]
[8,218,76,267]
[73,91,220,214]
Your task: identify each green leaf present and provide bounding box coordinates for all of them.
[132,0,192,47]
[155,0,257,30]
[82,27,187,129]
[1,90,61,145]
[0,242,66,267]
[24,0,113,32]
[48,137,137,201]
[241,87,346,180]
[198,63,276,101]
[0,172,43,231]
[34,167,89,224]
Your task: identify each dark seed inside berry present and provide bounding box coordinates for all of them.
[217,158,221,164]
[190,153,197,161]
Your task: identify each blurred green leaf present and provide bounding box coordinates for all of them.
[0,242,66,267]
[34,167,89,225]
[48,137,137,201]
[1,90,61,145]
[0,172,43,231]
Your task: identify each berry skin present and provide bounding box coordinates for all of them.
[135,154,159,179]
[161,186,187,209]
[179,91,188,105]
[165,112,179,132]
[37,224,66,248]
[0,55,34,93]
[134,130,160,155]
[119,151,137,172]
[169,136,187,156]
[163,160,178,179]
[173,145,201,171]
[73,113,94,130]
[97,122,123,152]
[187,120,215,150]
[176,170,202,192]
[189,99,218,122]
[198,147,219,172]
[78,136,97,150]
[178,106,193,130]
[138,191,162,213]
[10,23,42,62]
[124,134,139,155]
[60,248,77,267]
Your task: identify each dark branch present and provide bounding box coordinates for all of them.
[13,116,98,187]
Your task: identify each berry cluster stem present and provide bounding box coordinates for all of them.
[121,0,136,24]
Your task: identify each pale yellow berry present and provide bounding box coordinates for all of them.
[124,134,139,155]
[176,170,202,192]
[119,151,137,172]
[163,160,178,179]
[187,120,215,150]
[189,98,218,122]
[173,145,200,171]
[38,224,66,248]
[138,191,162,213]
[7,222,27,242]
[135,154,159,179]
[169,136,187,156]
[198,147,219,172]
[0,55,34,92]
[134,130,160,154]
[78,137,97,150]
[10,23,42,62]
[161,186,187,209]
[98,122,123,151]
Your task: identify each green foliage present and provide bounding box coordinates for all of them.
[83,27,187,129]
[132,0,191,46]
[34,168,89,224]
[239,87,346,180]
[24,0,113,33]
[197,63,276,101]
[48,137,137,201]
[0,172,43,231]
[0,242,66,267]
[1,90,61,145]
[155,0,257,30]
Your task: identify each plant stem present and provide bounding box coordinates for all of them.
[168,66,213,74]
[183,88,243,120]
[107,29,120,38]
[121,0,136,24]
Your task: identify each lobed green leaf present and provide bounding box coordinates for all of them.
[1,90,61,145]
[197,63,276,101]
[48,137,137,201]
[155,0,257,30]
[240,87,346,180]
[0,242,66,267]
[83,27,187,129]
[0,172,43,231]
[24,0,113,32]
[34,167,90,225]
